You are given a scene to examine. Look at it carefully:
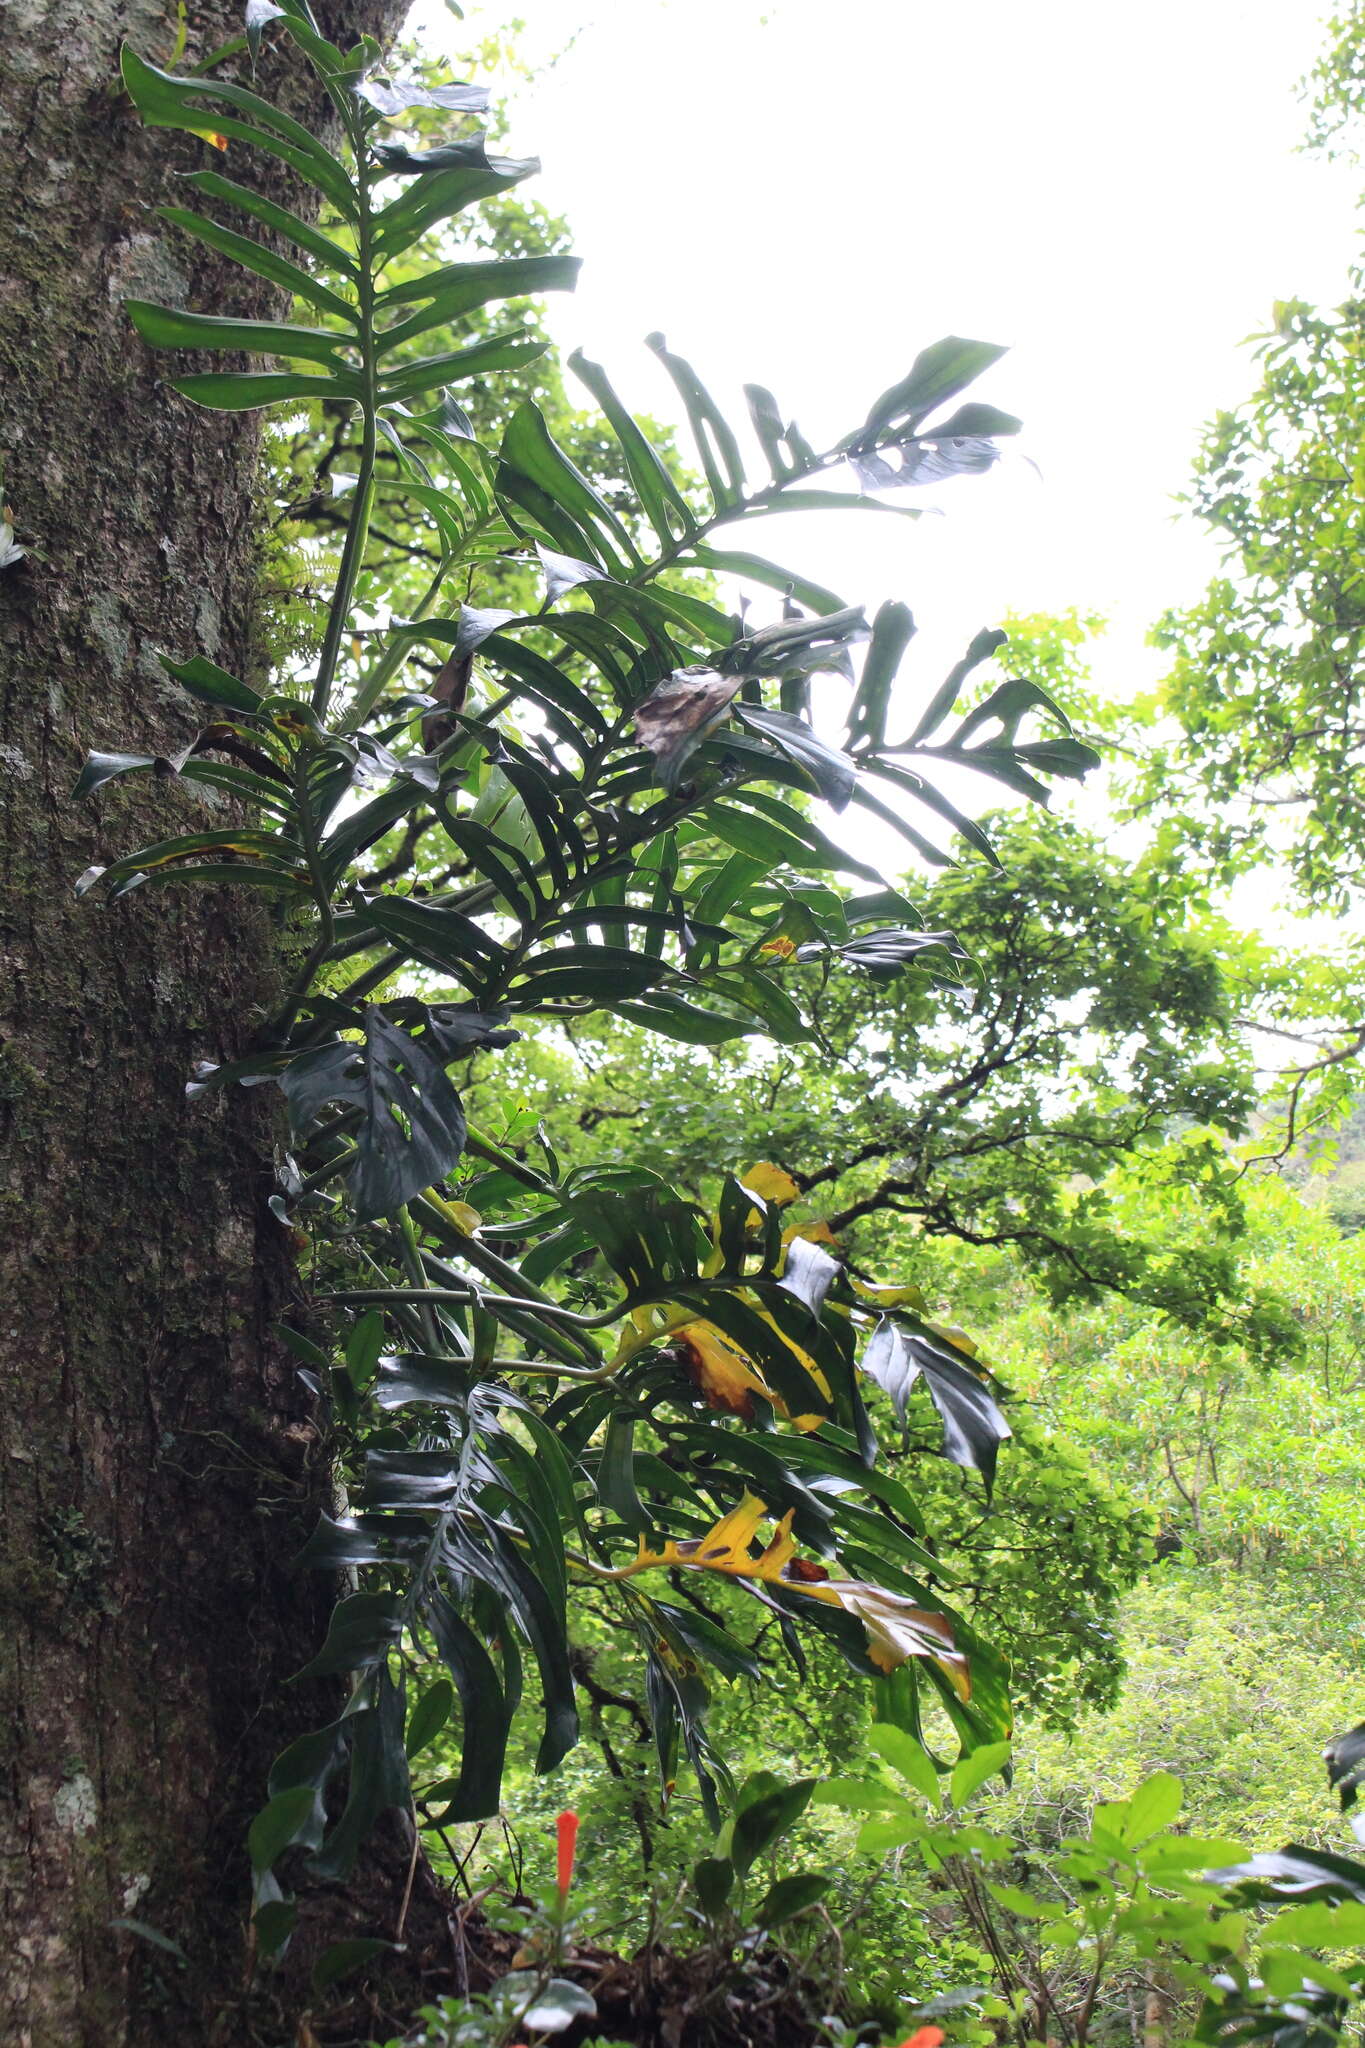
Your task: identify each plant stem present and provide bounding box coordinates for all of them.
[312,124,376,722]
[340,547,461,734]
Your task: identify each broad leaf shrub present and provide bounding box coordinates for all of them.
[80,0,1103,1962]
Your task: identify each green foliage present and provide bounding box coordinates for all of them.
[462,794,1284,1340]
[77,0,1112,1961]
[1139,286,1365,913]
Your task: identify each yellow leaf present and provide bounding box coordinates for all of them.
[924,1318,982,1360]
[791,1577,970,1695]
[624,1497,969,1694]
[675,1321,773,1420]
[758,935,798,961]
[750,1305,831,1407]
[424,1190,482,1235]
[741,1161,800,1206]
[852,1278,928,1312]
[782,1219,842,1251]
[632,1493,797,1585]
[674,1312,829,1431]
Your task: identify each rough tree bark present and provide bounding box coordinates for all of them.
[0,4,407,2041]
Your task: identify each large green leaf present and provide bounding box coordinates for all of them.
[861,1320,1011,1492]
[278,1009,468,1224]
[424,1594,510,1821]
[371,152,541,259]
[857,336,1007,441]
[170,369,362,410]
[120,47,358,218]
[156,206,356,322]
[125,299,349,368]
[376,254,581,353]
[178,169,359,279]
[569,348,697,544]
[311,1671,410,1880]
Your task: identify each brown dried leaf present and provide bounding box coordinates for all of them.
[632,667,741,791]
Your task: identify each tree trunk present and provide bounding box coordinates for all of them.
[0,5,406,2041]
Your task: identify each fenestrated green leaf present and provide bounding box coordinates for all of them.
[156,206,356,322]
[278,1010,468,1225]
[614,992,758,1044]
[726,605,868,684]
[327,886,490,987]
[646,332,746,511]
[823,925,969,978]
[354,75,489,118]
[744,381,799,483]
[97,825,303,885]
[848,601,915,754]
[692,544,847,617]
[294,1590,403,1679]
[860,757,1000,868]
[905,627,1008,747]
[423,1593,510,1819]
[698,800,821,873]
[922,401,1023,441]
[258,0,345,76]
[569,348,697,545]
[371,152,541,259]
[779,1235,840,1318]
[498,399,639,574]
[248,1786,317,1872]
[929,674,1101,799]
[375,254,580,354]
[178,169,359,279]
[375,1352,468,1412]
[565,1172,704,1295]
[449,1512,578,1772]
[736,706,858,810]
[597,1410,652,1535]
[358,1449,461,1510]
[404,1677,454,1760]
[861,1318,1011,1491]
[380,334,545,406]
[119,47,358,218]
[652,1597,763,1681]
[372,135,523,176]
[858,336,1007,441]
[294,1510,428,1569]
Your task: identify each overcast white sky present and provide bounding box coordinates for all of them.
[406,0,1359,887]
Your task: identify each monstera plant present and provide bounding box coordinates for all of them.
[76,0,1099,1952]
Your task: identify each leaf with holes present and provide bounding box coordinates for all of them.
[278,1009,468,1225]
